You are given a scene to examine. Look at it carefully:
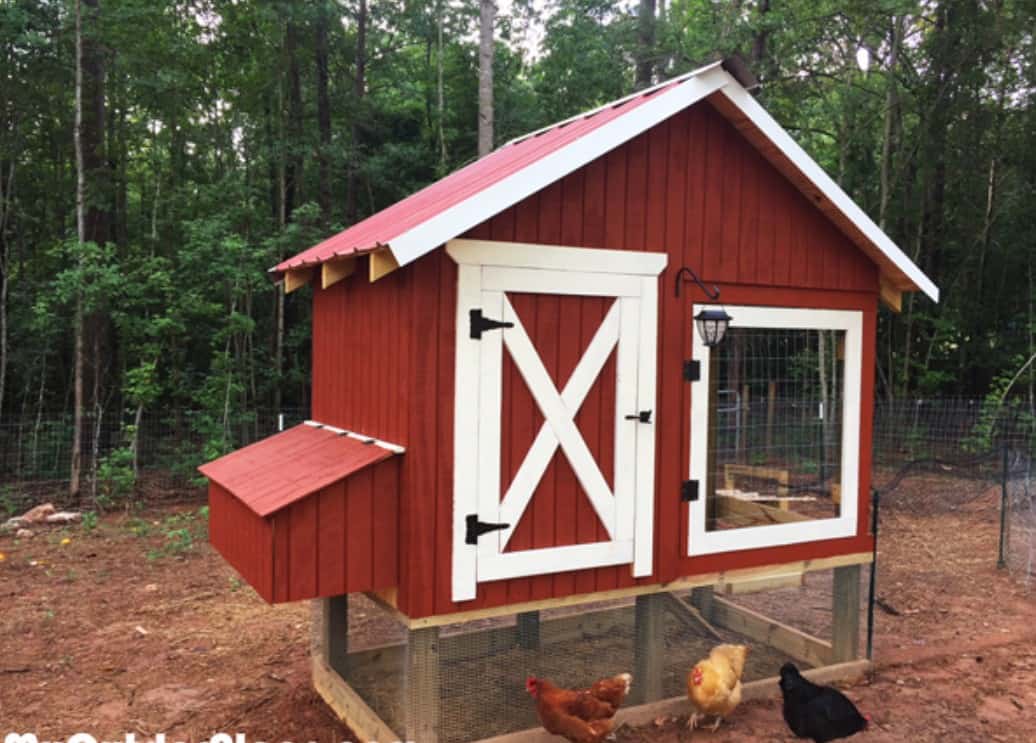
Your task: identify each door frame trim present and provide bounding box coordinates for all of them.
[448,239,667,602]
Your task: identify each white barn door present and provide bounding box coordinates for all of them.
[448,239,666,602]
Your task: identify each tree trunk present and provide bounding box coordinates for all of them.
[346,0,367,224]
[0,241,7,425]
[634,0,656,90]
[72,0,86,499]
[315,0,332,224]
[877,15,903,231]
[283,18,303,223]
[478,0,496,157]
[751,0,770,78]
[0,159,12,425]
[436,0,448,171]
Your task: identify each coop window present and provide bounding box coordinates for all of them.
[688,305,862,556]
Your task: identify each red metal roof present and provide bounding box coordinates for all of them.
[273,77,687,276]
[198,423,395,517]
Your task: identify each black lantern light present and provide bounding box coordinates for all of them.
[694,307,732,347]
[674,266,732,348]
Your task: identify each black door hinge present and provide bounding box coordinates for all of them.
[465,514,511,545]
[683,360,701,382]
[469,308,514,339]
[681,480,699,502]
[624,410,652,423]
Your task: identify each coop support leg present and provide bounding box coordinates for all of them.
[832,565,861,662]
[311,595,349,676]
[405,625,440,743]
[517,610,541,649]
[689,585,716,622]
[633,593,665,704]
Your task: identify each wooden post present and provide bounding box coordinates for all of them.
[689,585,715,623]
[405,626,441,743]
[832,565,861,662]
[633,594,665,704]
[312,595,349,676]
[517,610,541,649]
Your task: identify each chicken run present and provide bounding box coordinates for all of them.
[199,58,936,743]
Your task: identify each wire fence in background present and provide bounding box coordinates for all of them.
[0,408,309,510]
[0,398,1034,581]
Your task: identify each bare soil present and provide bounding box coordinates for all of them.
[2,473,1035,742]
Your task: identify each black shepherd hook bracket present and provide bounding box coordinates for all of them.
[674,266,721,300]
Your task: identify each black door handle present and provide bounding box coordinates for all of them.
[625,410,652,423]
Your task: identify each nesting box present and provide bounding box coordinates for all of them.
[200,58,937,742]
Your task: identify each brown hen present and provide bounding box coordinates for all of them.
[527,673,632,743]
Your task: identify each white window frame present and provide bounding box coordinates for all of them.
[687,304,863,556]
[449,239,666,602]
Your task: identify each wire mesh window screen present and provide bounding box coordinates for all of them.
[706,328,845,533]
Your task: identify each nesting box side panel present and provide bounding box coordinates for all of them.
[208,482,274,602]
[270,456,402,603]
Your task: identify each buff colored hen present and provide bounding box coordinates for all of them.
[686,644,749,731]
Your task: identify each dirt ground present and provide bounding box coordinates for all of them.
[2,473,1036,742]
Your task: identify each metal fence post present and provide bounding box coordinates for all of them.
[866,488,880,660]
[998,441,1009,569]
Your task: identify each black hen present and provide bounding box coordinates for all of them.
[779,663,869,742]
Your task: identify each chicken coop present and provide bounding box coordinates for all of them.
[200,58,938,742]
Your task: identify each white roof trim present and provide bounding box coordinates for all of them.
[384,65,938,302]
[712,71,939,302]
[303,419,406,455]
[387,68,729,267]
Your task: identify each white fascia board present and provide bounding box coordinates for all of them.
[386,68,731,269]
[713,72,940,302]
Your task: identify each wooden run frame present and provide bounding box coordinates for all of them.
[312,562,870,743]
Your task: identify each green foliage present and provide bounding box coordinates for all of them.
[0,486,18,518]
[95,445,137,510]
[965,353,1036,452]
[81,511,99,532]
[147,506,209,560]
[0,0,1034,476]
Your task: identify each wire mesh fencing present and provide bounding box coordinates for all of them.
[1004,451,1036,585]
[337,593,803,743]
[0,408,309,511]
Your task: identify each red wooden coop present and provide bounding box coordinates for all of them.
[201,59,938,743]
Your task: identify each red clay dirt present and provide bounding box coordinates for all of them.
[1,473,1035,742]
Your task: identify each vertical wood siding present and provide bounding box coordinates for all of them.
[310,100,880,618]
[208,483,274,601]
[209,457,400,604]
[269,455,401,603]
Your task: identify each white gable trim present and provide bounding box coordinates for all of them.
[388,69,729,267]
[383,65,938,303]
[712,72,939,302]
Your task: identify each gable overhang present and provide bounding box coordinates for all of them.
[277,62,938,305]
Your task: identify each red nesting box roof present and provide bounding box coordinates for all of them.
[198,423,395,517]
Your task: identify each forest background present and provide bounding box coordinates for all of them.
[0,0,1033,498]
